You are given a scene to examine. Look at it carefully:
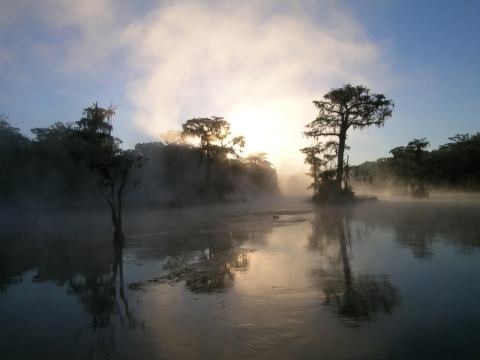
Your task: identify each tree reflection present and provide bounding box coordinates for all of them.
[185,237,250,293]
[354,202,480,259]
[0,225,143,358]
[69,243,144,358]
[309,206,400,326]
[131,231,256,293]
[68,244,140,329]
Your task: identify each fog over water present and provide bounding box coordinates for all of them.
[1,197,480,359]
[1,1,479,359]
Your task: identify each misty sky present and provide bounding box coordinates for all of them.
[0,0,479,175]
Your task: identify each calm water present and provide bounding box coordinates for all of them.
[1,199,480,359]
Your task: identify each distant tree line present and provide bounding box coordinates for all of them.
[0,106,279,242]
[133,117,279,207]
[352,133,480,195]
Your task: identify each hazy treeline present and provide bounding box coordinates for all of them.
[0,113,279,208]
[132,141,279,206]
[352,133,480,193]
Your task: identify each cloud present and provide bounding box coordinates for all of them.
[2,0,396,179]
[0,0,125,75]
[0,46,12,66]
[118,1,393,174]
[39,0,120,73]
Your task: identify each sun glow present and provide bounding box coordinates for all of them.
[227,99,309,171]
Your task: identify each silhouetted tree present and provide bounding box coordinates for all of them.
[353,132,480,193]
[72,104,143,244]
[405,138,429,197]
[300,141,341,200]
[300,145,325,197]
[245,152,269,166]
[133,141,278,206]
[230,135,246,159]
[433,133,480,188]
[0,116,31,200]
[0,111,278,208]
[30,122,95,199]
[384,138,430,196]
[305,84,394,195]
[181,116,232,181]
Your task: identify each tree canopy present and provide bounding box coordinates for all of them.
[72,104,143,244]
[352,133,480,194]
[182,116,245,181]
[0,108,279,214]
[303,84,394,200]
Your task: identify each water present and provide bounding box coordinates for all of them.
[1,199,480,359]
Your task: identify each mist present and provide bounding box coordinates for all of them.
[2,1,480,359]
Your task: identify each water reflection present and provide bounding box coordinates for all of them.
[69,244,144,357]
[355,202,480,258]
[130,232,258,293]
[309,206,400,326]
[2,201,480,359]
[0,221,143,358]
[68,245,138,329]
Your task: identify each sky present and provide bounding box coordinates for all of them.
[1,0,479,181]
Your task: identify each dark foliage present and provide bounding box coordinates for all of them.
[352,133,480,193]
[302,84,393,201]
[133,141,279,206]
[0,109,279,211]
[304,84,394,193]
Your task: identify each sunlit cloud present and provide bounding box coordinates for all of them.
[1,0,395,183]
[119,1,393,174]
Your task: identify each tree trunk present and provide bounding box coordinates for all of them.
[205,143,211,182]
[113,222,125,245]
[336,127,347,191]
[112,207,125,245]
[338,218,351,285]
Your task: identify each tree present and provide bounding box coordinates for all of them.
[30,122,90,198]
[72,103,143,244]
[182,117,230,181]
[230,136,246,158]
[305,84,394,193]
[346,132,480,192]
[246,152,269,166]
[300,140,342,200]
[390,138,429,197]
[300,145,325,197]
[181,116,245,181]
[406,138,430,193]
[0,116,31,200]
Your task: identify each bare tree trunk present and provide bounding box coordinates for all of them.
[112,206,125,245]
[206,151,211,182]
[113,170,127,245]
[113,220,124,244]
[205,141,211,183]
[336,127,347,191]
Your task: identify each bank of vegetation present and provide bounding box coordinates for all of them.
[301,84,479,201]
[0,105,279,242]
[351,133,480,195]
